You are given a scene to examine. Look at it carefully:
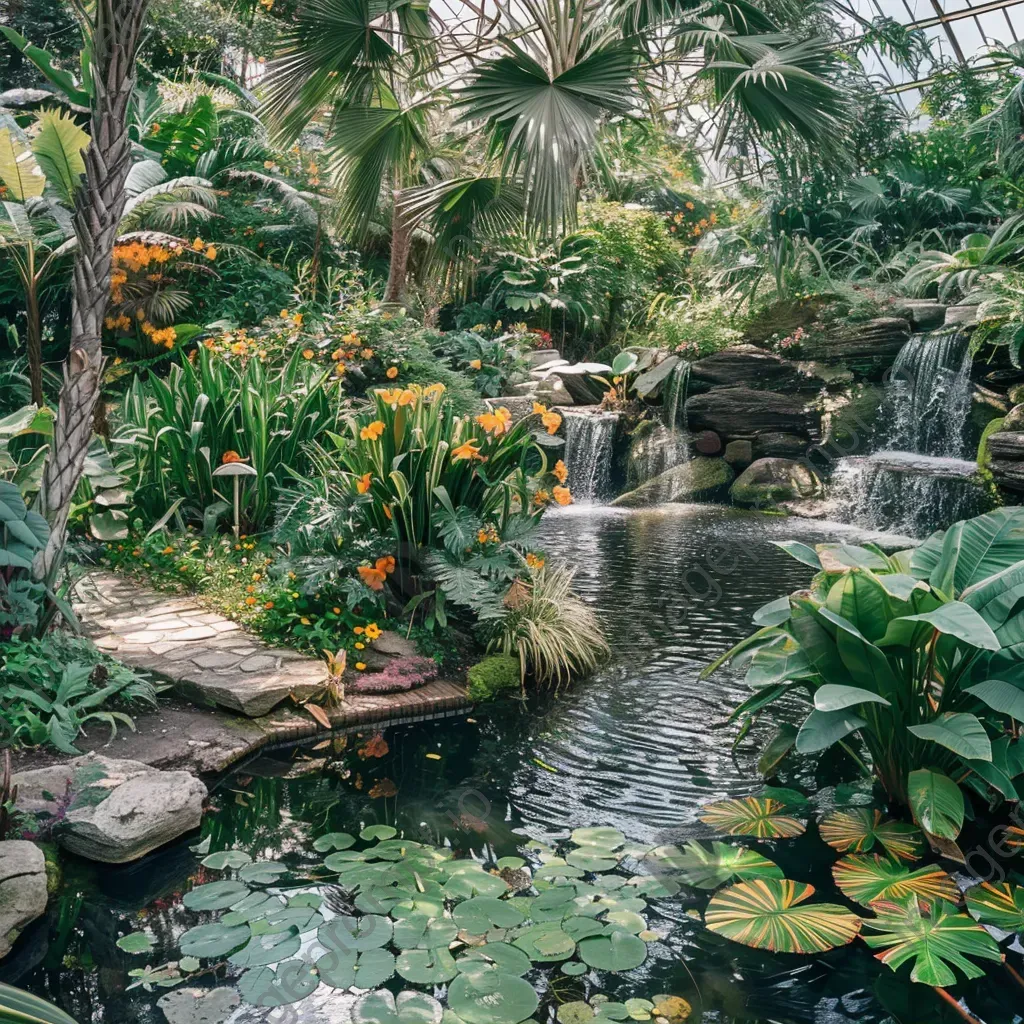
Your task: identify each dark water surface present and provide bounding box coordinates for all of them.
[5,506,1012,1024]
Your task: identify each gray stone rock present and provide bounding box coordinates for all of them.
[724,439,753,465]
[986,431,1024,460]
[1001,405,1024,431]
[527,348,561,368]
[0,840,47,959]
[944,304,979,327]
[730,458,823,508]
[752,432,810,460]
[14,753,206,864]
[371,631,420,659]
[611,456,733,507]
[898,300,947,331]
[158,986,240,1024]
[690,344,826,392]
[797,317,911,370]
[685,387,819,441]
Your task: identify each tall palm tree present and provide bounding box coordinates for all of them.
[35,0,152,582]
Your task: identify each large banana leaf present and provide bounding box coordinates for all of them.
[705,879,862,953]
[907,769,964,840]
[0,983,79,1024]
[699,796,805,839]
[861,897,1002,986]
[831,854,958,908]
[818,808,924,861]
[907,712,992,761]
[965,881,1024,932]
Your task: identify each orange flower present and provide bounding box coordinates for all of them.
[525,552,546,569]
[377,388,402,404]
[192,237,204,250]
[382,504,392,520]
[245,596,257,606]
[364,622,382,640]
[532,402,548,415]
[356,472,372,494]
[398,389,416,407]
[361,348,374,359]
[469,359,482,370]
[541,411,562,435]
[386,366,399,379]
[376,555,396,574]
[302,349,314,359]
[264,601,275,609]
[358,566,387,590]
[553,486,572,506]
[476,407,512,436]
[205,246,217,260]
[533,489,550,506]
[355,662,367,671]
[222,451,244,464]
[162,545,175,555]
[360,420,385,441]
[553,459,568,483]
[452,440,485,462]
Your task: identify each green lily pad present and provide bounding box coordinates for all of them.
[318,914,393,952]
[396,946,458,984]
[624,998,654,1020]
[453,897,526,934]
[456,942,532,977]
[183,880,249,911]
[228,929,301,967]
[202,850,253,870]
[444,865,509,899]
[263,905,323,934]
[237,959,319,1006]
[353,989,443,1024]
[179,922,250,958]
[512,922,575,961]
[558,1002,595,1024]
[317,947,396,989]
[604,910,646,934]
[314,832,357,852]
[560,960,588,976]
[362,825,399,841]
[221,892,285,926]
[566,852,619,872]
[447,963,540,1024]
[578,930,647,972]
[392,914,459,949]
[115,931,151,954]
[239,861,290,885]
[571,828,625,850]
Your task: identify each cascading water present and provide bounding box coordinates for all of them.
[832,327,985,536]
[562,410,619,503]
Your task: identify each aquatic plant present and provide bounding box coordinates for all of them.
[706,507,1024,844]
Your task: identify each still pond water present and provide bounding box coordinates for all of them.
[4,506,1012,1024]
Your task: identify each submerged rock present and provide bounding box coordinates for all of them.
[14,753,206,864]
[730,458,823,508]
[0,840,47,959]
[611,456,733,507]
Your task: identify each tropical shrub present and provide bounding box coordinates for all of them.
[115,345,342,532]
[0,478,49,636]
[0,633,160,753]
[486,565,610,689]
[443,330,529,398]
[707,507,1024,843]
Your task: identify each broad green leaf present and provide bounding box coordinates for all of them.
[897,603,1000,650]
[753,595,791,626]
[202,850,252,870]
[861,898,1002,986]
[313,831,357,852]
[907,713,992,761]
[912,507,1024,593]
[647,841,783,889]
[578,930,647,971]
[0,127,45,200]
[813,684,891,711]
[453,897,525,933]
[318,915,393,952]
[827,569,891,643]
[745,635,814,689]
[818,807,924,861]
[965,678,1024,722]
[396,947,458,984]
[182,879,249,911]
[817,544,889,571]
[115,931,151,954]
[758,724,797,776]
[795,708,867,754]
[699,796,805,839]
[238,861,289,884]
[352,989,443,1024]
[447,964,539,1023]
[772,540,821,569]
[237,960,320,1007]
[179,922,250,958]
[0,983,79,1024]
[907,769,964,840]
[228,929,301,968]
[832,854,958,907]
[31,110,88,204]
[965,881,1024,931]
[818,608,901,697]
[704,879,862,953]
[361,825,398,841]
[456,942,532,977]
[316,947,396,989]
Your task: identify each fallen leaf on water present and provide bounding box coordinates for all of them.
[426,753,442,760]
[533,758,557,772]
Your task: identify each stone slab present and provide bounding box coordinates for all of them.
[0,841,47,959]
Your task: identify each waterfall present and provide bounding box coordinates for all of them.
[562,410,618,503]
[832,327,982,536]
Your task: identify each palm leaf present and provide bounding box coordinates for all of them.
[862,897,1003,987]
[30,110,89,204]
[0,127,45,200]
[965,881,1024,932]
[699,796,806,839]
[705,878,862,953]
[819,808,925,861]
[832,854,958,908]
[648,841,783,890]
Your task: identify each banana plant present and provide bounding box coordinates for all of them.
[705,506,1024,845]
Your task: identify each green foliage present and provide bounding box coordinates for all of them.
[0,983,79,1024]
[116,346,342,532]
[443,330,529,399]
[0,633,159,754]
[707,507,1024,840]
[466,654,520,702]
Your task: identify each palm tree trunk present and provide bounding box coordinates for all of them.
[33,0,151,583]
[384,199,412,304]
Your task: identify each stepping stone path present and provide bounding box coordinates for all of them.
[75,571,327,717]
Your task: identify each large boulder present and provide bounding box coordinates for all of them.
[752,432,811,460]
[796,317,911,375]
[987,431,1024,492]
[0,841,47,959]
[895,300,947,331]
[689,344,826,393]
[685,387,819,441]
[14,753,206,864]
[611,456,733,507]
[730,458,823,508]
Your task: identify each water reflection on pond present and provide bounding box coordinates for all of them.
[5,506,996,1024]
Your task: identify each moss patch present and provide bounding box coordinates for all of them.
[467,655,521,702]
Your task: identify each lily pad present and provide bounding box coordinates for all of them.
[228,929,301,968]
[648,842,783,890]
[392,914,459,949]
[560,960,588,976]
[221,892,285,926]
[831,854,958,908]
[183,880,250,912]
[453,897,526,934]
[396,946,458,984]
[558,1002,595,1024]
[115,931,151,954]
[318,914,393,952]
[362,825,399,841]
[237,960,319,1006]
[353,989,443,1024]
[699,797,805,839]
[201,850,253,870]
[444,864,509,899]
[179,922,250,959]
[447,963,540,1024]
[456,942,532,977]
[513,922,576,961]
[578,931,647,972]
[314,832,357,852]
[818,808,925,861]
[317,947,396,989]
[238,861,290,885]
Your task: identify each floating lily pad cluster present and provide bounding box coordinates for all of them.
[127,824,688,1023]
[667,793,1023,989]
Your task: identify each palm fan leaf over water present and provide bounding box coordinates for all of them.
[831,854,958,908]
[861,897,1003,986]
[699,796,806,839]
[965,881,1024,931]
[819,807,925,861]
[705,879,862,953]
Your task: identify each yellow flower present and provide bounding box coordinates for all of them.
[356,472,372,494]
[302,349,314,359]
[553,459,568,484]
[280,309,290,318]
[553,486,572,506]
[293,313,303,325]
[541,410,562,435]
[469,359,482,370]
[356,662,367,671]
[364,623,382,640]
[386,366,399,379]
[192,237,204,250]
[300,617,311,626]
[525,552,545,569]
[205,246,217,260]
[360,420,386,441]
[452,440,485,462]
[355,641,365,649]
[361,348,374,359]
[398,389,416,407]
[264,160,275,169]
[532,402,548,415]
[377,388,403,404]
[476,407,512,436]
[533,489,550,506]
[423,383,446,399]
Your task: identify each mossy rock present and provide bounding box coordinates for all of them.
[612,456,733,507]
[730,458,822,509]
[467,655,521,702]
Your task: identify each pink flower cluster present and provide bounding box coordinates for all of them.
[348,655,439,694]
